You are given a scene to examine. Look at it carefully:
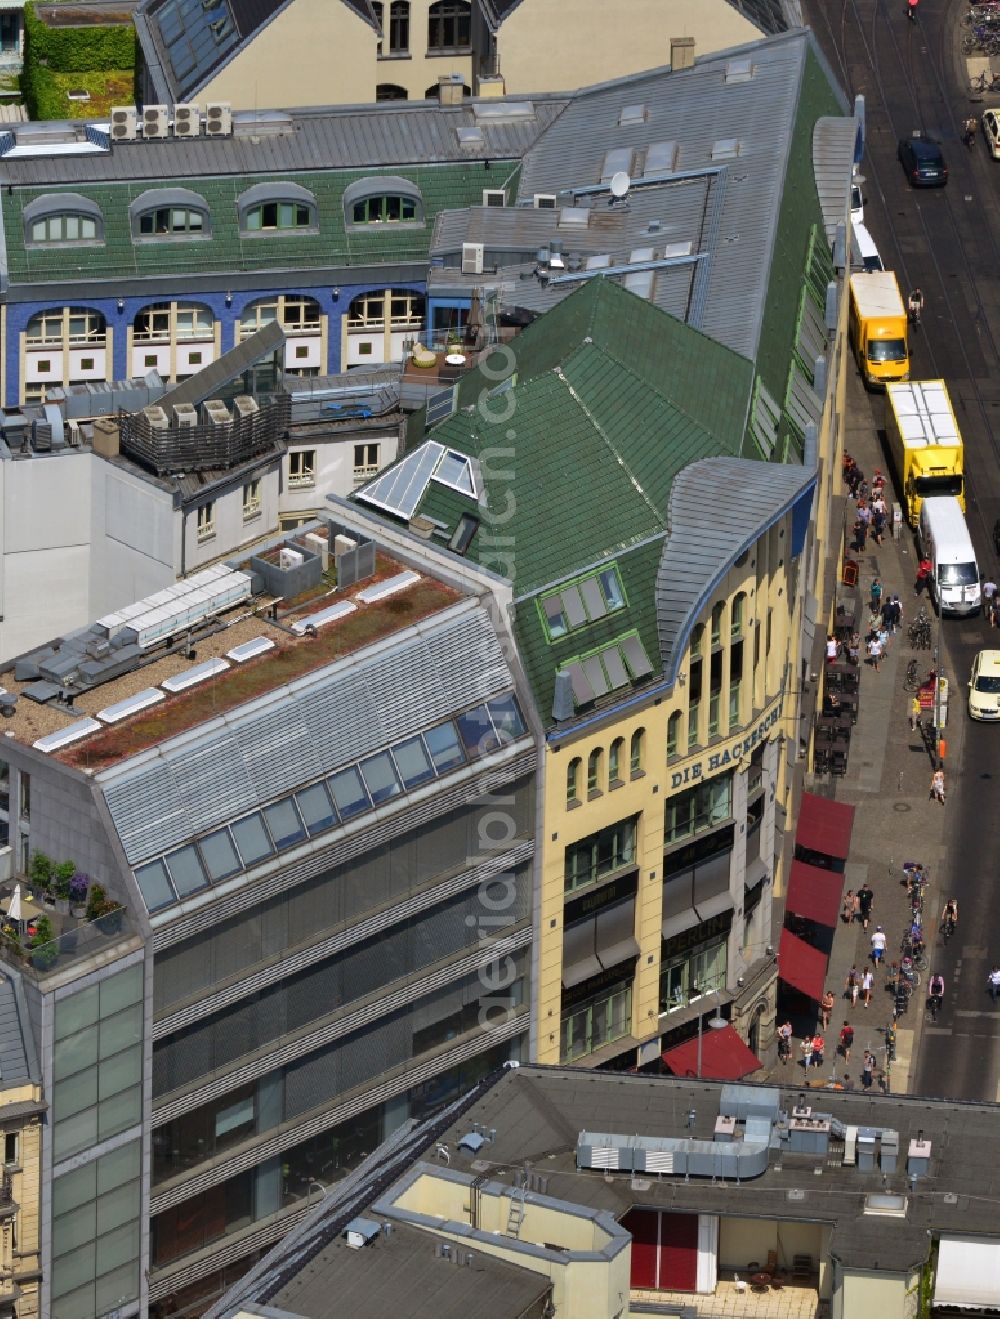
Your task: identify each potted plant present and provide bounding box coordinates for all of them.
[29,916,57,972]
[93,899,124,937]
[28,851,53,905]
[69,873,89,920]
[85,882,107,923]
[0,922,21,961]
[52,860,76,916]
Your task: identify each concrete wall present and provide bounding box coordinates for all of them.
[493,0,761,95]
[90,457,177,623]
[280,430,400,520]
[181,463,281,573]
[202,0,376,109]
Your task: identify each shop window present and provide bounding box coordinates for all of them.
[560,980,631,1062]
[664,774,733,846]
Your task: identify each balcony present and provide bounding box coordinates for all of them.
[0,884,135,983]
[633,1278,826,1317]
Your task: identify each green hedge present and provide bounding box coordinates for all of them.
[22,2,135,76]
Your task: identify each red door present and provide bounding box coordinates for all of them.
[660,1212,699,1291]
[622,1208,658,1288]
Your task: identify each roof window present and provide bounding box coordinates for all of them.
[237,182,317,235]
[725,57,754,84]
[24,192,104,246]
[618,104,646,126]
[711,138,741,162]
[540,566,626,642]
[130,187,211,241]
[343,175,424,227]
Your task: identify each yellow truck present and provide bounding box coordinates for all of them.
[849,271,909,388]
[885,380,964,527]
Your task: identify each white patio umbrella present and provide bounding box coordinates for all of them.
[7,883,22,924]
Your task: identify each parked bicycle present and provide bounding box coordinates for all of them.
[903,658,920,690]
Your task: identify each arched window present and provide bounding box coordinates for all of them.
[348,289,424,329]
[130,188,210,240]
[376,83,408,101]
[238,182,317,234]
[587,748,603,795]
[23,193,103,245]
[609,737,623,784]
[711,601,725,647]
[630,728,644,775]
[26,307,105,346]
[134,302,213,343]
[731,591,747,639]
[344,176,424,227]
[666,712,681,759]
[425,81,472,99]
[238,295,321,338]
[427,0,470,49]
[566,757,581,805]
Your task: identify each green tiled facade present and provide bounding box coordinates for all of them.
[2,160,521,285]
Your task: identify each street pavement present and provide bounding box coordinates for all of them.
[764,367,955,1096]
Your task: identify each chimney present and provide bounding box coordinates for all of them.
[671,36,695,70]
[91,417,121,458]
[438,74,465,107]
[551,671,574,722]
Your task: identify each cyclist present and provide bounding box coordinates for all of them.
[908,287,924,325]
[928,973,945,1014]
[942,898,958,938]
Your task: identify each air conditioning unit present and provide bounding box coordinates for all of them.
[143,105,169,139]
[143,405,169,429]
[202,399,231,426]
[66,418,82,447]
[173,103,200,137]
[110,106,137,141]
[233,395,259,419]
[205,101,232,136]
[461,242,484,276]
[173,403,197,428]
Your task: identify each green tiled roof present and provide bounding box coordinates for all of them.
[359,278,753,726]
[1,161,520,286]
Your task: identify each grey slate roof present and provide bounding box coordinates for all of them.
[813,114,857,245]
[0,975,33,1088]
[97,599,517,864]
[655,456,816,680]
[0,100,566,188]
[429,30,840,364]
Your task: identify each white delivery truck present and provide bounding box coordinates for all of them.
[918,496,981,617]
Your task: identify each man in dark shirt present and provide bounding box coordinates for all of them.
[857,882,874,930]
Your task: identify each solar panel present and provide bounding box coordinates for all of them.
[621,634,654,678]
[356,442,444,521]
[425,386,456,428]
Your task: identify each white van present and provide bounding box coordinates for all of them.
[852,220,883,273]
[918,496,981,617]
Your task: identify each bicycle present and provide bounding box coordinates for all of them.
[927,991,943,1023]
[903,658,920,690]
[941,913,956,944]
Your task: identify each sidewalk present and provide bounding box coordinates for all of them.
[766,369,954,1094]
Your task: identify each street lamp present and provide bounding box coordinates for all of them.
[696,990,728,1079]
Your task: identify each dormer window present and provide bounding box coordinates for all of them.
[24,193,103,246]
[344,176,424,228]
[238,182,318,235]
[130,188,211,242]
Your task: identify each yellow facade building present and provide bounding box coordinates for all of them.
[0,972,44,1319]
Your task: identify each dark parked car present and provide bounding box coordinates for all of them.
[897,136,948,187]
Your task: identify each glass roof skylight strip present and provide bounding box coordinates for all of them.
[356,442,444,519]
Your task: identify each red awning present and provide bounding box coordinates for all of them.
[778,928,828,1001]
[796,792,855,861]
[661,1023,762,1081]
[786,859,843,928]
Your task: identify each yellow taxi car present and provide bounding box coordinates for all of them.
[982,109,1000,160]
[969,649,1000,720]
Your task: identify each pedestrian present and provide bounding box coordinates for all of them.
[857,882,873,930]
[870,577,883,614]
[861,1051,875,1089]
[800,1035,814,1070]
[871,925,887,965]
[855,519,868,552]
[811,1034,825,1067]
[964,115,978,148]
[906,0,918,19]
[862,967,874,1008]
[777,1019,793,1064]
[989,966,1000,1003]
[891,595,903,631]
[846,965,860,1007]
[826,633,838,662]
[916,558,932,596]
[873,509,886,545]
[842,1074,855,1091]
[839,1021,854,1061]
[842,889,856,924]
[930,768,945,803]
[867,634,882,671]
[848,631,861,665]
[909,694,921,731]
[983,577,997,626]
[821,988,835,1030]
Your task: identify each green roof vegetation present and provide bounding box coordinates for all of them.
[2,160,519,285]
[20,2,137,121]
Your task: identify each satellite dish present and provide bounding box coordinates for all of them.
[610,170,631,199]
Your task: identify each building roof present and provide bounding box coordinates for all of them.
[477,0,792,36]
[136,0,377,106]
[0,973,36,1088]
[214,1063,1000,1311]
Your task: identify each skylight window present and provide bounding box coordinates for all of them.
[539,565,627,641]
[356,441,445,520]
[432,449,478,498]
[560,634,654,709]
